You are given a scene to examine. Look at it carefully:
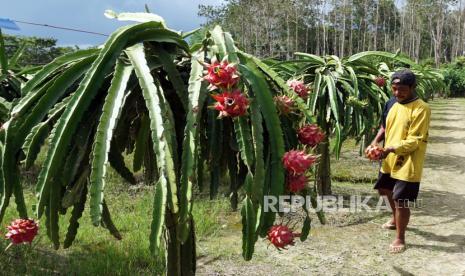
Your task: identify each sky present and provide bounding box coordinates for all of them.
[0,0,223,47]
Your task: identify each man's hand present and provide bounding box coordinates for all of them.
[381,146,396,159]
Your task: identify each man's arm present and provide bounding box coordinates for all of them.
[371,125,385,145]
[383,107,431,157]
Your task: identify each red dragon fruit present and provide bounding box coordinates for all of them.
[287,174,308,193]
[282,150,317,175]
[365,144,384,161]
[267,224,296,249]
[204,58,239,90]
[287,79,310,99]
[5,218,39,244]
[274,95,295,115]
[374,76,386,87]
[297,124,326,147]
[212,90,249,118]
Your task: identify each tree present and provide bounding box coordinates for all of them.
[0,30,39,123]
[198,0,465,67]
[3,34,75,67]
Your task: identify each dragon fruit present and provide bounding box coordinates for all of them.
[287,79,309,99]
[365,144,384,161]
[5,218,38,244]
[267,224,296,249]
[374,76,386,87]
[274,95,295,115]
[204,58,239,90]
[212,90,249,118]
[287,174,308,193]
[298,124,326,147]
[282,150,317,175]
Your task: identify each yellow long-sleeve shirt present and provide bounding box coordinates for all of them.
[381,98,431,182]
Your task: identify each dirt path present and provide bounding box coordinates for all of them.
[198,98,465,276]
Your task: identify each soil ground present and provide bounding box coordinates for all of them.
[197,98,465,276]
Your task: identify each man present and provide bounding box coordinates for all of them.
[370,69,431,253]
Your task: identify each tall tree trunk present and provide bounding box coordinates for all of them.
[323,7,327,55]
[341,0,347,56]
[333,0,338,55]
[349,0,353,55]
[400,9,405,52]
[287,14,291,59]
[358,10,363,52]
[295,7,299,52]
[305,26,309,52]
[394,0,398,51]
[362,0,368,51]
[462,3,465,56]
[316,14,321,55]
[384,6,388,51]
[409,4,414,57]
[374,0,379,50]
[415,30,421,63]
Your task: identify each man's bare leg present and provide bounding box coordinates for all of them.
[378,188,396,228]
[390,200,410,253]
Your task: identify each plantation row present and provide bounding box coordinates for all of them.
[0,11,444,275]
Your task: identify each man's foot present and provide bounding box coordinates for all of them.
[389,239,406,253]
[381,220,396,230]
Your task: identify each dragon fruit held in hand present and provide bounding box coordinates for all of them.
[365,144,384,161]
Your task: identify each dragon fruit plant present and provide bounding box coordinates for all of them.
[268,52,397,195]
[0,13,324,274]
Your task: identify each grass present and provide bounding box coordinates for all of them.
[330,139,379,183]
[0,163,232,275]
[0,138,378,275]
